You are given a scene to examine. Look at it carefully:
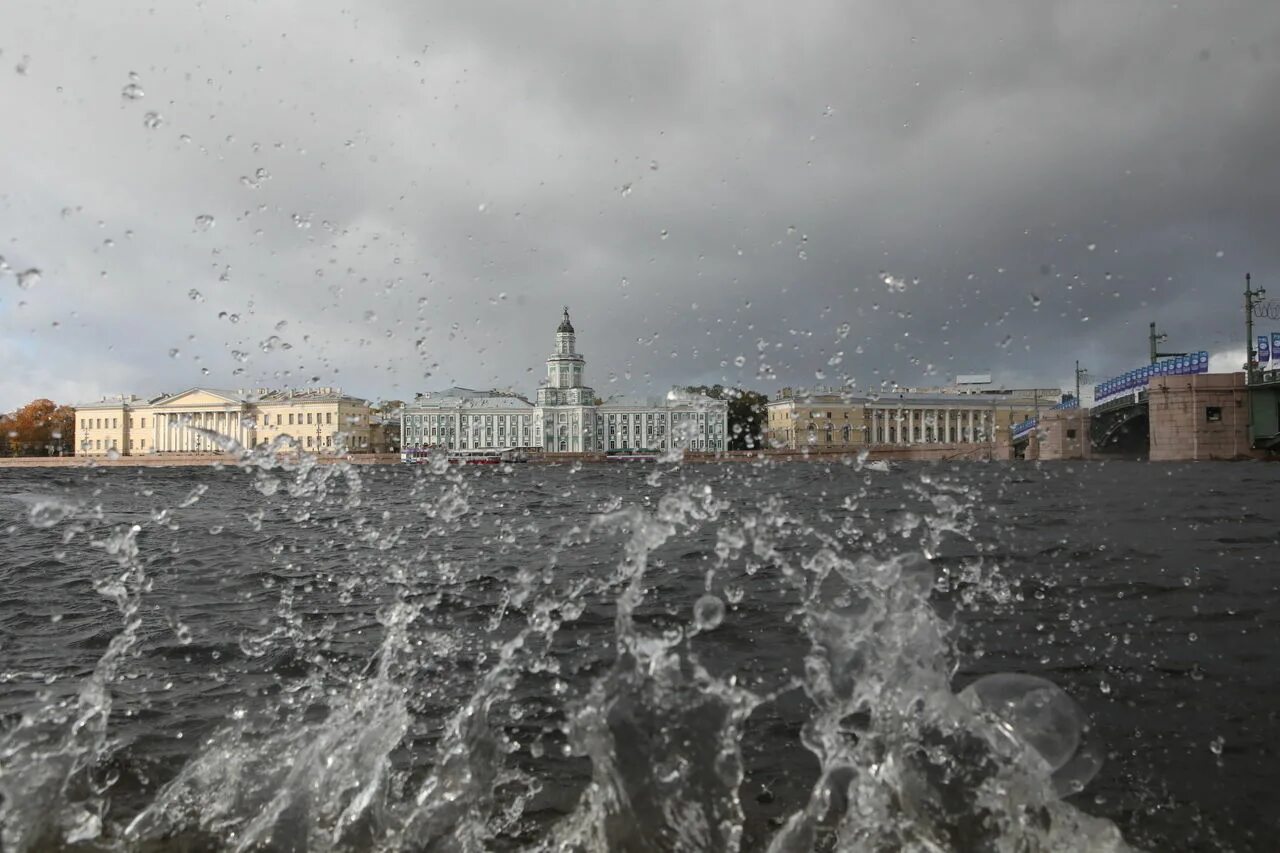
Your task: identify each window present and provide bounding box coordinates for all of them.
[141,418,146,428]
[307,413,313,424]
[288,414,294,425]
[1066,429,1077,439]
[326,412,333,424]
[1206,406,1222,423]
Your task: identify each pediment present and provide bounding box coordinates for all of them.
[149,388,246,408]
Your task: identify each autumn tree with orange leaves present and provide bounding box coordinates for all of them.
[3,399,76,456]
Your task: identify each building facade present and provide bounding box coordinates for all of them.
[401,308,728,454]
[74,387,373,456]
[766,386,1061,450]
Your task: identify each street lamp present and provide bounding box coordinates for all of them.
[1244,273,1267,384]
[1074,360,1089,405]
[1149,321,1186,365]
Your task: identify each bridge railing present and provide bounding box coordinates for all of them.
[1093,351,1208,405]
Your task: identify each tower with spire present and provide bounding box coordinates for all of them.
[536,307,595,451]
[537,307,593,407]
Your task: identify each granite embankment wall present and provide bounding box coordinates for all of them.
[0,444,997,468]
[0,453,401,468]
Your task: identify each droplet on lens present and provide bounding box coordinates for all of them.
[693,594,725,632]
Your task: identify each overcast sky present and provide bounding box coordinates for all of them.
[3,1,1279,409]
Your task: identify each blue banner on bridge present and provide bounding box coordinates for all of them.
[1093,351,1209,405]
[1259,335,1270,364]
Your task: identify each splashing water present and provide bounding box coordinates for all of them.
[0,426,1139,852]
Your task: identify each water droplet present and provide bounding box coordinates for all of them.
[194,214,215,231]
[15,55,31,76]
[1086,243,1097,252]
[620,183,632,197]
[1028,293,1042,308]
[142,111,163,129]
[16,268,41,290]
[733,355,746,367]
[880,271,908,292]
[836,322,851,339]
[1209,736,1224,756]
[121,82,144,100]
[693,594,725,631]
[659,229,669,240]
[959,673,1103,797]
[105,447,121,461]
[1215,250,1225,259]
[649,159,659,171]
[168,348,180,359]
[187,289,204,302]
[260,335,281,352]
[28,499,75,529]
[477,202,488,213]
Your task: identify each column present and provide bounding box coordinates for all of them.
[946,409,952,443]
[966,410,974,444]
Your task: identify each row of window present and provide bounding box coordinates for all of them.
[80,411,361,431]
[781,408,1034,424]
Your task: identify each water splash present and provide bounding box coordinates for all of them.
[0,431,1138,852]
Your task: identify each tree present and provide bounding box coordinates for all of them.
[373,399,404,418]
[7,399,75,456]
[0,413,13,456]
[684,385,769,450]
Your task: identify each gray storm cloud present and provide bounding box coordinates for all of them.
[2,0,1278,409]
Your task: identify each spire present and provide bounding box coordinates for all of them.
[557,306,575,334]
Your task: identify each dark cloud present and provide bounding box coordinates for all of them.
[2,1,1278,408]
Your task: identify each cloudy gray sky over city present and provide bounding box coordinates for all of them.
[3,1,1279,409]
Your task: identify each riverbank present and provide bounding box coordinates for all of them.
[0,443,999,468]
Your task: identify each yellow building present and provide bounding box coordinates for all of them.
[766,393,868,450]
[766,387,1053,450]
[74,387,373,456]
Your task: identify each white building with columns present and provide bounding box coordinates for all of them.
[401,308,728,454]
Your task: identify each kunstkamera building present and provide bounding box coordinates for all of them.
[400,308,728,453]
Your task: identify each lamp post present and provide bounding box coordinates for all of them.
[1149,321,1186,365]
[1244,273,1267,385]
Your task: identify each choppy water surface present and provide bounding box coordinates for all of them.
[1,453,1277,851]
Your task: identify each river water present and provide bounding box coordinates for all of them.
[0,453,1276,851]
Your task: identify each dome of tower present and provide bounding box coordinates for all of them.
[557,307,575,334]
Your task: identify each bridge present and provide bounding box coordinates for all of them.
[1007,351,1279,461]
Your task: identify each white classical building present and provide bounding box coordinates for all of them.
[401,308,728,453]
